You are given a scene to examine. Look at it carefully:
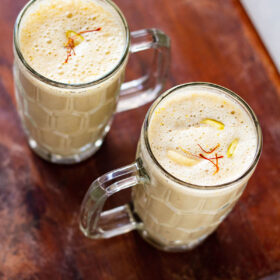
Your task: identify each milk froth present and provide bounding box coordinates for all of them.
[148,86,257,185]
[19,0,126,83]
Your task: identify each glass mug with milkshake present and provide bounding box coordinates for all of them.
[13,0,170,164]
[80,83,262,251]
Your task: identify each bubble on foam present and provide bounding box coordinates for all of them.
[66,12,73,18]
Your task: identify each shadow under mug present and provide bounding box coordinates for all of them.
[13,0,170,164]
[79,82,262,252]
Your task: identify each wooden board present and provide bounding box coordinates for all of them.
[0,0,280,279]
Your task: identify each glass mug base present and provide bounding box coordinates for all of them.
[129,203,208,252]
[137,229,208,252]
[26,123,111,164]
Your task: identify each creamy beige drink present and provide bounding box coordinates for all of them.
[14,0,127,161]
[79,83,261,251]
[133,85,258,248]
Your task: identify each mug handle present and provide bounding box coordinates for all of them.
[79,159,146,238]
[117,28,170,113]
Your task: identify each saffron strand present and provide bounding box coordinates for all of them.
[79,27,101,34]
[198,143,220,154]
[64,27,101,63]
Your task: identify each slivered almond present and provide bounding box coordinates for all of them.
[65,30,84,46]
[201,119,225,130]
[167,150,199,166]
[227,138,239,158]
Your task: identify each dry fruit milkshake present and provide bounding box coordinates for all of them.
[13,0,127,162]
[133,83,261,249]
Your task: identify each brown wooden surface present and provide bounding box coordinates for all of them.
[0,0,280,279]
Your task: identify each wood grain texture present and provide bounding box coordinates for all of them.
[0,0,280,279]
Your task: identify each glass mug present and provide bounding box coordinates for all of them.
[13,0,170,164]
[80,83,262,252]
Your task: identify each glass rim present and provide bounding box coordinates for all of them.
[13,0,130,89]
[143,82,263,190]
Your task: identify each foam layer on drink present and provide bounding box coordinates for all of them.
[19,0,126,84]
[148,86,257,186]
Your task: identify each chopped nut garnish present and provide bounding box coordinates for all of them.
[64,27,101,63]
[201,119,225,130]
[65,30,85,47]
[167,150,199,166]
[227,138,239,157]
